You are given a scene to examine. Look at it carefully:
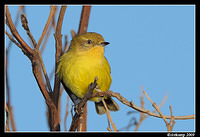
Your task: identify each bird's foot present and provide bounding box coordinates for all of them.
[95,86,102,92]
[74,104,84,115]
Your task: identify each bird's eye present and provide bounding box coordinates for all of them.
[87,39,92,44]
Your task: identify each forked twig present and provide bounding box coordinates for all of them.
[143,90,175,131]
[91,91,194,120]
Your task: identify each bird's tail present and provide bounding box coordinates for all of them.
[95,97,120,115]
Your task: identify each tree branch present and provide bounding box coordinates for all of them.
[78,5,91,35]
[20,13,37,47]
[102,98,118,132]
[64,96,70,131]
[53,5,67,107]
[6,6,59,131]
[6,6,33,58]
[134,89,168,131]
[5,30,22,50]
[143,90,176,131]
[91,91,194,120]
[36,6,56,49]
[31,52,59,130]
[20,12,53,94]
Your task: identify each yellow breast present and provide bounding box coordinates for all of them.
[57,46,112,102]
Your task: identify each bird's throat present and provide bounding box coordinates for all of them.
[89,46,105,58]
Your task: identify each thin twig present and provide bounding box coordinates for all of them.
[62,35,68,54]
[20,12,53,94]
[20,13,37,47]
[5,7,24,130]
[40,7,58,54]
[9,106,16,131]
[40,24,53,54]
[91,91,194,120]
[36,5,56,49]
[107,127,112,132]
[6,5,24,52]
[102,98,118,132]
[134,88,145,131]
[64,95,70,131]
[6,6,33,58]
[5,7,26,131]
[53,5,67,106]
[143,91,169,127]
[5,103,10,131]
[37,49,53,93]
[5,30,22,50]
[168,105,175,131]
[119,117,137,131]
[134,90,168,131]
[143,90,176,131]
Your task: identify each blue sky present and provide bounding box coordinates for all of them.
[5,5,195,132]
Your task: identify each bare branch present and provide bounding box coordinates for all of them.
[40,22,54,54]
[5,7,24,131]
[20,13,37,47]
[91,90,194,120]
[134,88,146,131]
[134,90,168,131]
[62,35,68,54]
[5,30,22,50]
[6,5,24,52]
[5,103,10,131]
[143,91,169,127]
[19,11,53,94]
[6,6,33,58]
[31,53,59,130]
[36,6,56,49]
[41,56,53,93]
[143,90,177,131]
[64,96,70,131]
[46,6,67,130]
[102,98,118,132]
[53,5,67,107]
[78,5,91,35]
[168,105,175,131]
[6,6,59,131]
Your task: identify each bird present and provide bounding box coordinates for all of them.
[57,32,119,115]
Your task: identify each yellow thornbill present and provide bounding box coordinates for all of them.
[57,32,119,115]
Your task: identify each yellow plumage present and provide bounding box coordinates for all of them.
[57,32,119,115]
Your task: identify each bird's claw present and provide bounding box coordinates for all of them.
[74,104,84,115]
[95,86,102,92]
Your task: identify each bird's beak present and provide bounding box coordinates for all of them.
[100,42,110,46]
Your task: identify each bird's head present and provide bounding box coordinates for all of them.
[69,32,109,56]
